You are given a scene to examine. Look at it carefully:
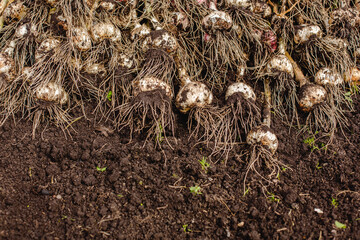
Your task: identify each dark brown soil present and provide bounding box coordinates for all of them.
[0,95,359,240]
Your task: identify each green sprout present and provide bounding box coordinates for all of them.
[243,187,250,197]
[189,185,202,195]
[96,166,107,172]
[267,192,280,203]
[199,156,210,173]
[344,91,353,103]
[155,124,164,144]
[182,224,192,232]
[331,197,339,208]
[107,91,112,102]
[335,221,346,229]
[315,162,322,170]
[303,135,319,152]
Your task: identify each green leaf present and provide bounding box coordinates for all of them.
[335,221,346,229]
[107,91,112,102]
[96,166,107,172]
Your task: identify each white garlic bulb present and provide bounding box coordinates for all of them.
[225,82,256,101]
[35,38,61,61]
[35,82,69,105]
[176,81,213,113]
[70,27,92,51]
[298,84,327,112]
[294,25,323,44]
[202,11,233,32]
[247,125,279,154]
[266,55,294,78]
[91,23,121,42]
[315,68,344,87]
[132,77,173,98]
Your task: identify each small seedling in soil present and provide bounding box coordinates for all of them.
[182,224,191,233]
[107,91,112,102]
[155,124,164,144]
[199,156,210,173]
[267,192,280,203]
[331,197,339,208]
[96,166,107,172]
[335,221,346,229]
[243,187,250,197]
[303,134,319,152]
[315,162,322,170]
[189,185,202,195]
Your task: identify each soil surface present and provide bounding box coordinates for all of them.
[0,96,359,240]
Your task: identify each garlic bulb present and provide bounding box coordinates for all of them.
[91,23,121,42]
[35,82,69,105]
[132,77,173,98]
[176,81,213,113]
[225,82,256,101]
[15,23,38,38]
[99,0,117,11]
[298,84,327,112]
[294,25,323,44]
[45,0,60,7]
[225,0,253,9]
[82,63,107,77]
[246,125,278,154]
[131,24,151,40]
[0,53,16,83]
[2,1,27,24]
[143,30,179,53]
[202,11,233,32]
[119,53,135,69]
[329,8,360,27]
[315,68,344,87]
[253,1,272,18]
[344,67,360,84]
[35,38,61,61]
[266,55,294,78]
[70,27,92,51]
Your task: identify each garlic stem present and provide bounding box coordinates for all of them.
[263,78,271,127]
[285,51,309,87]
[0,0,9,15]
